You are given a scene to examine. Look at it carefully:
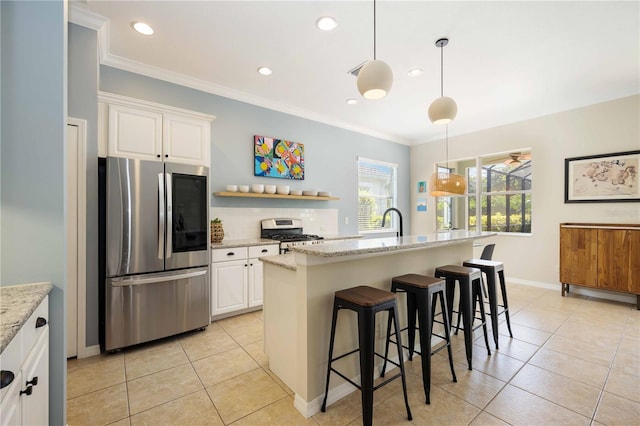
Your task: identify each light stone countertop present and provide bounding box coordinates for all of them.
[320,234,363,241]
[0,282,53,354]
[260,253,297,271]
[211,238,279,250]
[290,231,494,257]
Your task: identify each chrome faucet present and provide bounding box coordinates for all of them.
[381,207,403,237]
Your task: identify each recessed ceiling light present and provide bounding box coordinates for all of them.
[257,67,272,76]
[132,22,154,36]
[316,16,337,31]
[408,68,423,77]
[346,99,358,105]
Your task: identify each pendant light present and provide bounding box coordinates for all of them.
[357,0,393,99]
[428,38,457,124]
[428,125,467,196]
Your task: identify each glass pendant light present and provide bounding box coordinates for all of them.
[357,0,393,99]
[428,38,457,124]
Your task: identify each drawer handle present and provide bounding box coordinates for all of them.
[261,249,268,253]
[20,386,32,396]
[36,317,47,328]
[26,377,38,387]
[1,370,15,389]
[227,252,235,256]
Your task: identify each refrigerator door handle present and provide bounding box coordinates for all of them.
[166,172,173,258]
[158,173,165,260]
[110,269,207,287]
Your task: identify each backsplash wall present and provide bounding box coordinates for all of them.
[210,207,339,240]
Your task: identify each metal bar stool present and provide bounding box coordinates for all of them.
[463,258,514,348]
[381,274,457,404]
[320,286,412,426]
[434,265,492,370]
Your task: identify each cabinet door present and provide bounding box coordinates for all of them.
[0,371,22,426]
[211,260,248,316]
[248,259,264,308]
[559,226,597,287]
[108,104,163,161]
[20,329,48,426]
[597,229,640,293]
[163,112,211,166]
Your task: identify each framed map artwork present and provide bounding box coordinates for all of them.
[254,135,305,180]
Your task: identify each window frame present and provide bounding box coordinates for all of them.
[357,157,398,235]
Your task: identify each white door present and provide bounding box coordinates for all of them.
[66,123,78,358]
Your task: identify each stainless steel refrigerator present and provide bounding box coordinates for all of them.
[103,157,210,351]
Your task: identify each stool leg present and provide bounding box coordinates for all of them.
[416,291,432,404]
[459,279,473,370]
[321,301,340,412]
[445,278,455,331]
[392,306,413,421]
[485,267,500,349]
[438,290,457,383]
[380,309,393,377]
[357,308,376,426]
[454,296,463,335]
[498,270,514,338]
[406,292,418,360]
[475,280,491,356]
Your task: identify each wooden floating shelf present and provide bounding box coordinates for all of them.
[213,191,340,201]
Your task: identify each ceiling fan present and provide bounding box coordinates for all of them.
[504,152,531,167]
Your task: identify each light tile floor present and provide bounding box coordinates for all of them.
[67,283,640,425]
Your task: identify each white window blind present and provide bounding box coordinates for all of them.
[357,158,397,233]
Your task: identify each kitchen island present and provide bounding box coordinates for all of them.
[260,231,494,418]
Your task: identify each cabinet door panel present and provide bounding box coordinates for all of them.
[163,113,210,166]
[109,104,163,160]
[20,329,48,426]
[559,227,597,287]
[598,229,637,293]
[211,260,248,316]
[0,371,22,426]
[630,231,640,294]
[248,260,264,308]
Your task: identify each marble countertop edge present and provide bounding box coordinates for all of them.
[1,282,53,354]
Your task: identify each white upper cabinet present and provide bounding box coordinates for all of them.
[108,104,163,160]
[99,92,215,167]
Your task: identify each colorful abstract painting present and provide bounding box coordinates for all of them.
[254,135,305,180]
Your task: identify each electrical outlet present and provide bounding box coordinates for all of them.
[345,217,349,225]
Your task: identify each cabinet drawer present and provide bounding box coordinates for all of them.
[21,297,48,358]
[212,247,248,263]
[249,245,279,258]
[0,332,22,403]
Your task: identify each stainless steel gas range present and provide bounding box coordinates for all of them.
[260,218,324,253]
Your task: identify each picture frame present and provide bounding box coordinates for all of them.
[254,135,305,180]
[564,150,639,203]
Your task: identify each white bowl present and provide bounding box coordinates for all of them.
[238,185,250,193]
[290,189,303,196]
[264,184,277,194]
[302,190,318,196]
[226,185,238,192]
[318,191,331,197]
[251,184,265,193]
[276,185,290,195]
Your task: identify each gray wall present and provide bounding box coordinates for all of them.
[68,23,98,346]
[1,1,67,424]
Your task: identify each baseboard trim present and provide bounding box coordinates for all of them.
[509,278,636,305]
[78,344,101,358]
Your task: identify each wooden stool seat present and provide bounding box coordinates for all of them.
[321,286,412,425]
[390,273,443,288]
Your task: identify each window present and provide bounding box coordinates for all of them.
[358,158,397,233]
[436,150,532,234]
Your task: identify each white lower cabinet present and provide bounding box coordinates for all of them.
[211,245,279,318]
[0,296,49,426]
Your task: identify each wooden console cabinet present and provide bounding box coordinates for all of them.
[560,223,640,308]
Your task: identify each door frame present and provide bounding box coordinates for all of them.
[67,117,88,358]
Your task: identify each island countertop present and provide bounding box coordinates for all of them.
[0,282,53,354]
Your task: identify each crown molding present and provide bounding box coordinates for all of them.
[69,4,107,31]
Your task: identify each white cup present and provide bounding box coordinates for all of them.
[251,184,265,193]
[265,185,277,194]
[226,185,238,192]
[239,185,250,193]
